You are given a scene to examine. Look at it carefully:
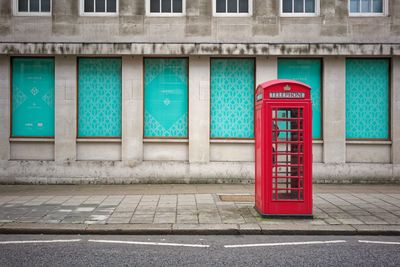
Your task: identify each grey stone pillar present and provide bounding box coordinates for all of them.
[392,56,400,164]
[55,56,77,162]
[256,56,277,85]
[122,56,143,163]
[0,56,10,161]
[189,56,210,163]
[323,57,346,163]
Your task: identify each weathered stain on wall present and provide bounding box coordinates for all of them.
[0,42,399,56]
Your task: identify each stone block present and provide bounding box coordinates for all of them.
[185,24,211,37]
[321,25,348,37]
[252,24,279,36]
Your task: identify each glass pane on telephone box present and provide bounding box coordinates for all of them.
[271,107,304,201]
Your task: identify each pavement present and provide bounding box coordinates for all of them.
[0,184,400,235]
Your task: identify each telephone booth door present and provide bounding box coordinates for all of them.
[255,80,313,218]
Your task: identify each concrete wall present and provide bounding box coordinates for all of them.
[0,1,399,184]
[0,54,399,183]
[0,0,399,43]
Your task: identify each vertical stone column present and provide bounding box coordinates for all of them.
[189,56,210,163]
[323,57,346,163]
[256,56,277,85]
[0,56,10,161]
[122,56,143,163]
[392,56,400,164]
[55,56,77,162]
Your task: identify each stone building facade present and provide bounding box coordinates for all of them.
[0,0,399,184]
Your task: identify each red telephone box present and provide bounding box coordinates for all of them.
[255,80,313,218]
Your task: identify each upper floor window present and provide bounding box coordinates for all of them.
[146,0,186,16]
[13,0,51,16]
[213,0,252,17]
[80,0,118,16]
[280,0,320,16]
[349,0,387,16]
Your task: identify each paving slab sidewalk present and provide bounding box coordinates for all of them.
[0,184,399,235]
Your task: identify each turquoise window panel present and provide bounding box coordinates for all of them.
[144,58,188,137]
[278,59,322,139]
[78,58,122,137]
[12,57,55,137]
[210,59,255,138]
[346,59,389,139]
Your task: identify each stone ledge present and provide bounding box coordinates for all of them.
[0,161,399,184]
[1,43,399,56]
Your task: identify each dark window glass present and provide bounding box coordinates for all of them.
[18,0,28,12]
[305,0,315,12]
[216,0,226,12]
[350,0,360,12]
[282,0,292,13]
[294,0,304,12]
[227,0,237,12]
[96,0,106,12]
[30,0,40,12]
[41,0,51,12]
[239,0,248,13]
[107,0,117,12]
[173,0,182,13]
[150,0,160,12]
[161,0,171,12]
[373,0,383,12]
[84,0,95,12]
[361,0,371,12]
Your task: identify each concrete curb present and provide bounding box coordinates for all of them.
[0,223,399,236]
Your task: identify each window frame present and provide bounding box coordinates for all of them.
[10,56,55,139]
[13,0,52,16]
[345,57,391,141]
[348,0,388,17]
[146,0,186,17]
[143,57,189,139]
[76,57,122,139]
[212,0,253,17]
[209,57,256,140]
[79,0,119,17]
[279,0,320,17]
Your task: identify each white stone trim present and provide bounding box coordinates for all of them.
[145,0,186,17]
[348,0,388,17]
[79,0,119,17]
[13,0,52,16]
[279,0,320,17]
[212,0,253,17]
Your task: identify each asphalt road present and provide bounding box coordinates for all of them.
[0,235,399,267]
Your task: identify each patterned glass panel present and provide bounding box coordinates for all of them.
[278,59,322,139]
[346,59,389,139]
[78,58,122,137]
[210,58,255,138]
[144,58,188,137]
[12,58,55,137]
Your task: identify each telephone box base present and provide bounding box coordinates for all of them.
[255,207,313,219]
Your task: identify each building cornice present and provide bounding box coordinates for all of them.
[0,42,399,56]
